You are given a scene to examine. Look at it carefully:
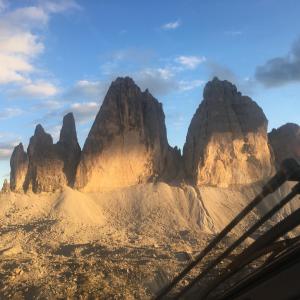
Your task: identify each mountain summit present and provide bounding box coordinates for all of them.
[183,77,273,187]
[8,77,297,193]
[75,77,180,192]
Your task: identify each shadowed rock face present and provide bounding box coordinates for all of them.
[183,77,273,187]
[75,77,179,192]
[10,143,28,192]
[56,113,81,186]
[24,124,65,193]
[23,113,81,193]
[269,123,300,167]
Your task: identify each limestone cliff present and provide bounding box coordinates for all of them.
[183,77,273,187]
[10,143,28,192]
[75,77,179,192]
[269,123,300,167]
[23,124,65,192]
[23,113,81,193]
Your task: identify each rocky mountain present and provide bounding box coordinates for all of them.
[8,76,297,194]
[269,123,300,167]
[10,143,28,192]
[23,124,65,193]
[20,113,81,193]
[183,77,273,187]
[75,77,180,192]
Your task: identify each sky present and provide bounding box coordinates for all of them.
[0,0,300,185]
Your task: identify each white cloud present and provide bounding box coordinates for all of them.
[0,107,23,120]
[162,20,181,30]
[129,65,205,96]
[100,48,155,75]
[0,32,44,56]
[179,79,205,91]
[135,68,177,96]
[0,141,20,160]
[40,100,64,110]
[175,55,206,69]
[13,81,59,98]
[67,80,108,101]
[0,53,35,84]
[0,0,79,93]
[46,124,61,142]
[70,102,99,124]
[4,6,49,28]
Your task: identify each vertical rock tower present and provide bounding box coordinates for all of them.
[10,143,28,192]
[56,113,81,186]
[269,123,300,167]
[75,77,179,192]
[183,77,273,187]
[24,124,65,192]
[23,113,81,193]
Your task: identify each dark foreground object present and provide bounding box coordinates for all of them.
[219,244,300,300]
[156,158,300,299]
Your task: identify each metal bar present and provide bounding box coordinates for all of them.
[155,159,300,299]
[155,191,266,300]
[200,185,300,299]
[218,244,300,300]
[175,182,300,299]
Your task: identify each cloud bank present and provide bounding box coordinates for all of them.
[255,38,300,87]
[0,0,79,97]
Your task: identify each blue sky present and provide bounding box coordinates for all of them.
[0,0,299,185]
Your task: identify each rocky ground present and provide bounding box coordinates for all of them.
[0,182,298,299]
[1,221,250,300]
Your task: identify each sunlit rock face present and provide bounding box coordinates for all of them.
[10,143,28,192]
[1,179,10,193]
[23,113,81,193]
[269,123,300,167]
[75,77,180,192]
[183,77,273,187]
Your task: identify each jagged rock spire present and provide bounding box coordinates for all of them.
[57,112,81,186]
[183,77,273,187]
[269,123,300,167]
[10,143,28,192]
[23,115,81,193]
[75,77,179,192]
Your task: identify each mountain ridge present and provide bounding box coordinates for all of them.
[5,76,299,193]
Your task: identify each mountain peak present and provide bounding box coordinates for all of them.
[75,77,179,192]
[203,77,239,101]
[183,79,273,187]
[59,112,78,145]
